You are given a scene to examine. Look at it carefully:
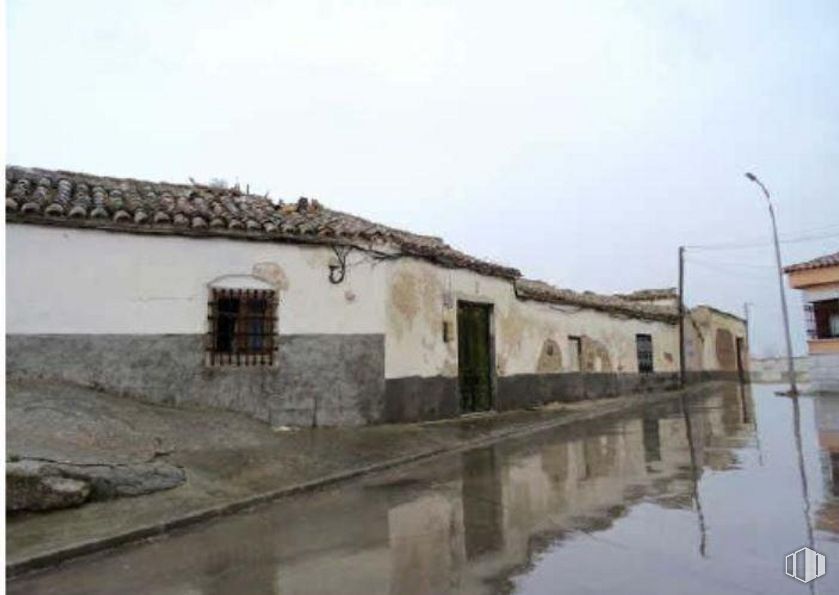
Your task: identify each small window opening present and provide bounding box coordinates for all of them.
[636,334,654,374]
[208,288,277,366]
[807,299,839,339]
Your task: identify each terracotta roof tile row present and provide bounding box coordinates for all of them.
[783,251,839,273]
[613,288,677,302]
[515,279,679,323]
[5,166,520,279]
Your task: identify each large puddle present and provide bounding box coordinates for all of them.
[9,383,839,594]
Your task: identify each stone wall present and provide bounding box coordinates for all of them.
[749,356,810,384]
[7,334,386,426]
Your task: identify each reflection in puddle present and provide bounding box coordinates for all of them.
[817,397,839,537]
[9,384,839,595]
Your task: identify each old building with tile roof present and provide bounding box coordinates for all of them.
[5,165,519,279]
[784,251,839,273]
[785,249,839,393]
[6,164,748,425]
[515,279,678,323]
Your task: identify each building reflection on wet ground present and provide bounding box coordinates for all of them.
[9,383,839,595]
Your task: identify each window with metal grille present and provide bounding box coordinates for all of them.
[636,334,654,373]
[207,288,277,366]
[807,299,839,339]
[805,303,816,339]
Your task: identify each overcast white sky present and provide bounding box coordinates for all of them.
[7,0,839,356]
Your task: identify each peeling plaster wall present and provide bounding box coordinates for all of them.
[385,259,509,380]
[384,257,679,381]
[497,299,678,377]
[687,307,748,372]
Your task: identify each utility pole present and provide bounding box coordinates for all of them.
[745,173,798,395]
[743,302,752,344]
[741,301,753,385]
[678,245,686,388]
[743,302,753,377]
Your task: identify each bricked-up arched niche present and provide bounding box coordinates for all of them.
[715,328,736,370]
[537,338,563,373]
[582,336,613,372]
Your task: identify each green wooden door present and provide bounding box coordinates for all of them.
[457,302,493,413]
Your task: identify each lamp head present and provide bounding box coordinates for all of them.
[745,172,757,182]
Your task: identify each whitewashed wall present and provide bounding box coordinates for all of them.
[6,225,386,336]
[384,257,679,380]
[803,286,839,303]
[10,225,695,381]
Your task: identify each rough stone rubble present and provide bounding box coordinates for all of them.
[7,458,185,513]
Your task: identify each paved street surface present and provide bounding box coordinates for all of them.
[9,383,839,594]
[8,380,684,573]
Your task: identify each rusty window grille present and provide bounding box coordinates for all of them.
[207,288,277,366]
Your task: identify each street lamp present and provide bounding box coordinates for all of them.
[744,172,798,395]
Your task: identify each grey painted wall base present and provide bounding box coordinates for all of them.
[384,370,745,423]
[684,370,744,384]
[496,372,682,411]
[8,333,749,426]
[7,334,385,427]
[383,376,459,423]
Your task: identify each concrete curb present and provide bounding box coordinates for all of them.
[6,383,709,579]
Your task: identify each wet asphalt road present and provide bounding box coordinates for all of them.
[9,383,839,594]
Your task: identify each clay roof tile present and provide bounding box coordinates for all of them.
[784,251,839,273]
[6,165,519,279]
